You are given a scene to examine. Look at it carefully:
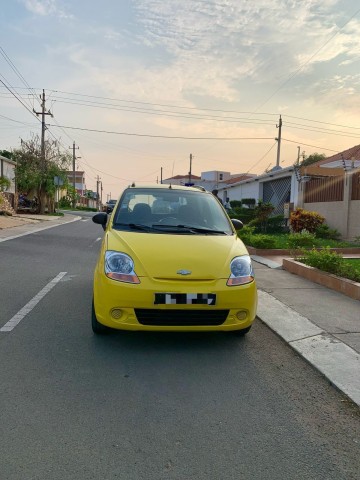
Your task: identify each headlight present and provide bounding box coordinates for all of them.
[227,255,254,286]
[104,251,140,284]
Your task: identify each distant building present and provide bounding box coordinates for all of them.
[64,170,86,196]
[0,154,16,194]
[162,170,256,202]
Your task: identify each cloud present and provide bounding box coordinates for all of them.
[22,0,73,19]
[130,0,360,93]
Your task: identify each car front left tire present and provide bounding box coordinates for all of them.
[92,299,111,334]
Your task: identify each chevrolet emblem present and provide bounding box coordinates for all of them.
[177,269,192,275]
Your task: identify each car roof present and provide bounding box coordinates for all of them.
[125,183,210,194]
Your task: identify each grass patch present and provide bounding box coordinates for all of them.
[239,231,360,250]
[297,248,360,282]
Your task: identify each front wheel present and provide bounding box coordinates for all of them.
[92,300,111,334]
[233,326,252,336]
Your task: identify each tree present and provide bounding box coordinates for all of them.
[0,150,13,159]
[299,153,326,167]
[12,134,71,214]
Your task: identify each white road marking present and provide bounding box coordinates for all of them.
[0,272,67,332]
[96,237,101,242]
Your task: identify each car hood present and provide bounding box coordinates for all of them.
[106,230,249,280]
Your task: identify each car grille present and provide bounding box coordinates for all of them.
[135,309,229,326]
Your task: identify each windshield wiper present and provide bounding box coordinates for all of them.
[113,222,152,231]
[152,224,228,235]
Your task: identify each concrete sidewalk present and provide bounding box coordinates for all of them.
[1,213,359,407]
[0,213,81,241]
[253,256,360,407]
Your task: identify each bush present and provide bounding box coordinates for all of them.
[230,206,256,224]
[238,225,277,248]
[230,200,242,208]
[299,247,343,275]
[251,235,277,249]
[59,197,71,208]
[241,198,256,208]
[263,214,286,234]
[76,206,97,212]
[0,176,11,192]
[290,208,325,233]
[314,224,341,240]
[287,231,317,249]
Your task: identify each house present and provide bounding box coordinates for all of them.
[218,166,299,216]
[298,144,360,239]
[215,144,360,239]
[162,171,255,203]
[0,154,16,194]
[0,154,16,208]
[64,170,86,196]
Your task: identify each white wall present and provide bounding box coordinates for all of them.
[0,156,16,194]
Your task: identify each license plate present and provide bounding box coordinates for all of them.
[154,293,216,305]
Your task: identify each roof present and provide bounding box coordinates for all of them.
[164,174,201,180]
[313,144,360,167]
[223,175,255,185]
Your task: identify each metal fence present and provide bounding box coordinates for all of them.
[304,176,344,203]
[351,171,360,200]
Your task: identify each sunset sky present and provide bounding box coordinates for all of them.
[1,0,360,198]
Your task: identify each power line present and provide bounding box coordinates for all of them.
[48,123,274,141]
[282,137,339,153]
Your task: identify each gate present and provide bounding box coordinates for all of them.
[262,177,291,215]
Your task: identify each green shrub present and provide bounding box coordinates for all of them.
[290,208,325,233]
[230,206,256,224]
[59,197,71,208]
[230,200,242,208]
[241,198,256,208]
[315,224,341,240]
[0,176,11,192]
[244,234,277,249]
[287,231,317,249]
[299,247,343,275]
[76,206,97,212]
[263,214,286,234]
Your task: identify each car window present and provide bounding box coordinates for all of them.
[113,188,233,234]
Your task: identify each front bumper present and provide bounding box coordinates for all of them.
[93,272,257,332]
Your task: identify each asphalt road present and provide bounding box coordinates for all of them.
[0,217,359,480]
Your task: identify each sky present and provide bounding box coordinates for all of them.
[1,0,360,199]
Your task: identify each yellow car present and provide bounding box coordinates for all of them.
[92,184,257,334]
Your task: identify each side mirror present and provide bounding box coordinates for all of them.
[92,212,108,231]
[231,218,243,230]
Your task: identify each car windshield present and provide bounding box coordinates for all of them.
[113,188,233,235]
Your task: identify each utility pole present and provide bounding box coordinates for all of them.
[297,146,301,165]
[69,141,80,208]
[33,89,53,213]
[96,175,101,211]
[188,153,193,185]
[275,115,282,168]
[160,167,163,184]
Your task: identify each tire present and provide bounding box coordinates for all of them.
[233,325,252,336]
[92,300,111,334]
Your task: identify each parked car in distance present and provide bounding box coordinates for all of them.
[92,184,257,335]
[106,199,117,214]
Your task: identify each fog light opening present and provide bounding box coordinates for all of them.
[111,308,123,320]
[236,310,248,321]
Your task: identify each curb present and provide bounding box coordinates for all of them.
[256,290,360,407]
[0,215,81,242]
[283,258,360,301]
